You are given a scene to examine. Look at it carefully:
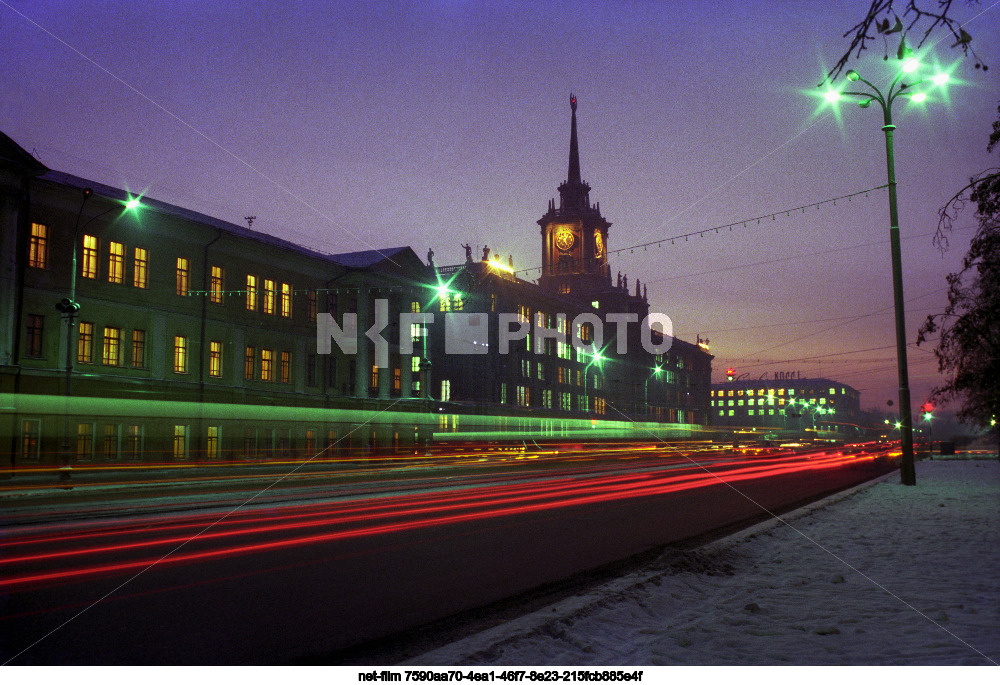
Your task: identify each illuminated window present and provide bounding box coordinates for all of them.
[210,266,224,304]
[82,235,98,279]
[281,283,292,317]
[76,423,94,460]
[263,279,276,314]
[728,410,734,416]
[245,346,255,380]
[410,300,420,313]
[718,409,724,416]
[131,329,146,367]
[307,290,317,322]
[102,326,121,365]
[517,385,530,407]
[209,341,223,378]
[25,314,44,357]
[393,367,401,392]
[371,364,379,389]
[176,257,189,296]
[173,425,188,460]
[108,241,124,283]
[737,400,744,407]
[749,410,755,416]
[206,426,220,459]
[829,387,836,395]
[727,390,733,397]
[239,276,254,312]
[173,336,188,373]
[29,223,48,268]
[133,247,148,288]
[77,321,94,363]
[280,351,290,383]
[441,379,451,402]
[260,349,273,381]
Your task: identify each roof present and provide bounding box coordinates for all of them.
[0,130,48,177]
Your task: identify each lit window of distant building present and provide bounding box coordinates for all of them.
[263,279,276,315]
[280,351,290,383]
[131,330,146,367]
[281,283,292,317]
[77,322,94,363]
[173,336,188,373]
[209,341,223,378]
[245,346,255,380]
[133,247,148,288]
[176,257,190,296]
[261,349,273,381]
[210,266,224,304]
[108,242,124,283]
[82,235,98,279]
[102,326,121,365]
[246,275,258,311]
[29,223,48,268]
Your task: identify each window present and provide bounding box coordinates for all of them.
[209,341,223,378]
[21,420,40,460]
[82,235,98,279]
[440,379,451,402]
[307,290,317,322]
[101,424,119,460]
[173,425,188,460]
[133,247,148,288]
[131,329,146,367]
[29,223,48,268]
[306,353,317,386]
[176,257,189,296]
[263,279,276,314]
[280,351,290,383]
[206,426,220,459]
[517,385,530,407]
[246,275,258,311]
[77,322,94,363]
[305,429,316,457]
[393,367,401,393]
[245,346,255,380]
[281,283,292,317]
[410,300,420,313]
[108,242,124,283]
[102,326,121,365]
[124,425,142,459]
[25,314,44,357]
[210,266,224,304]
[174,335,188,373]
[76,423,94,460]
[261,349,273,381]
[371,364,379,389]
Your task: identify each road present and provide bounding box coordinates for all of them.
[0,442,899,664]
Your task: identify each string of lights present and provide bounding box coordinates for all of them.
[513,183,889,277]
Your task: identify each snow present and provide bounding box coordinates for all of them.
[408,458,1000,667]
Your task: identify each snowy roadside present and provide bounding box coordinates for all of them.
[407,458,1000,666]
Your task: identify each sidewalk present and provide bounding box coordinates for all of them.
[408,457,1000,666]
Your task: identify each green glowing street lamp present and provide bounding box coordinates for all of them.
[826,56,952,486]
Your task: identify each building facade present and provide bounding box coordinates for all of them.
[710,375,862,437]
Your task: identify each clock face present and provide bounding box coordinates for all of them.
[554,228,575,252]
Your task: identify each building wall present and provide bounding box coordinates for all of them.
[710,377,863,436]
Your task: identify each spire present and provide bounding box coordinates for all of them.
[558,93,591,211]
[568,93,581,185]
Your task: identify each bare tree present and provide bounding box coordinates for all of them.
[823,0,988,85]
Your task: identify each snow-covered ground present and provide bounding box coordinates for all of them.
[408,458,1000,666]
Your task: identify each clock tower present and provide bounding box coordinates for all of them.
[537,95,611,299]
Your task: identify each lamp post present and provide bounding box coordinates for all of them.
[834,58,950,486]
[644,365,662,420]
[57,188,140,477]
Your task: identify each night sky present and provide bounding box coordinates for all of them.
[3,0,997,413]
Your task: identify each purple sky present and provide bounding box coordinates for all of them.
[3,0,997,414]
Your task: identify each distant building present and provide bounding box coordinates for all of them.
[710,375,862,437]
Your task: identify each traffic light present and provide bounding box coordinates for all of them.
[921,402,934,420]
[726,367,735,381]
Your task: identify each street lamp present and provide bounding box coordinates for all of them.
[57,188,141,477]
[829,57,951,486]
[644,365,662,420]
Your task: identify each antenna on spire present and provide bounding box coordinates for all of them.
[570,93,577,112]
